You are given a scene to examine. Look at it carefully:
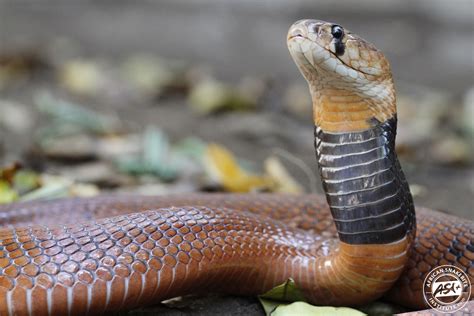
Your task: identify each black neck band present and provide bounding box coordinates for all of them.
[314,117,416,244]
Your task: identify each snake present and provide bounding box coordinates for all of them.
[0,19,473,315]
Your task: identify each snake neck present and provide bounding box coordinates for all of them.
[314,116,416,245]
[310,85,396,133]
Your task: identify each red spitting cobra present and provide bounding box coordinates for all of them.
[0,19,473,315]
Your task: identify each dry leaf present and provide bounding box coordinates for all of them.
[204,143,272,192]
[264,156,303,193]
[59,59,104,96]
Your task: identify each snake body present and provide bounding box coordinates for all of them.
[0,19,473,315]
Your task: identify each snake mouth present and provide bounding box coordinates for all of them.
[287,34,304,41]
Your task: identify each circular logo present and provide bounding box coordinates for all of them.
[423,265,471,313]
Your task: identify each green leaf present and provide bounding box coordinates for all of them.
[0,181,18,204]
[143,126,170,169]
[259,299,287,316]
[116,126,178,181]
[271,302,366,316]
[173,137,207,161]
[258,279,306,316]
[13,170,41,194]
[35,91,117,134]
[260,279,306,302]
[258,279,365,316]
[19,177,71,201]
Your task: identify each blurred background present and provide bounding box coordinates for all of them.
[0,0,473,215]
[0,0,473,314]
[0,0,474,219]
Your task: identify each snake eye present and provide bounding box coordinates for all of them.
[331,25,344,39]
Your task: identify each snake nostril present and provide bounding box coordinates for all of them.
[310,24,319,34]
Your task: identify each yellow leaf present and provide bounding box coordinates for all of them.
[188,79,256,114]
[0,181,18,204]
[59,59,103,96]
[205,143,272,192]
[69,183,100,197]
[189,80,231,114]
[264,156,303,193]
[121,54,174,95]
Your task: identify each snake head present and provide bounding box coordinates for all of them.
[287,19,392,85]
[287,19,396,131]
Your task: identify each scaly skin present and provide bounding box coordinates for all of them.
[0,195,472,314]
[0,19,473,315]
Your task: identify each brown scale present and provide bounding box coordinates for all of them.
[0,194,472,314]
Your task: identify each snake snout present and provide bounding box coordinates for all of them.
[287,27,305,41]
[287,19,318,40]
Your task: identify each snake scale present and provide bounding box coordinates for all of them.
[0,19,473,315]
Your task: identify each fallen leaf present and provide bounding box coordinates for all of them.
[13,170,41,195]
[35,91,120,135]
[258,279,365,316]
[19,175,72,201]
[0,100,34,133]
[69,183,100,197]
[121,54,187,97]
[409,183,428,198]
[264,156,303,193]
[204,143,272,192]
[19,175,99,201]
[58,59,104,96]
[188,78,257,114]
[0,181,18,204]
[0,52,47,89]
[258,278,304,316]
[271,302,365,316]
[429,136,472,165]
[173,137,207,161]
[117,126,179,181]
[0,162,22,184]
[260,278,305,300]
